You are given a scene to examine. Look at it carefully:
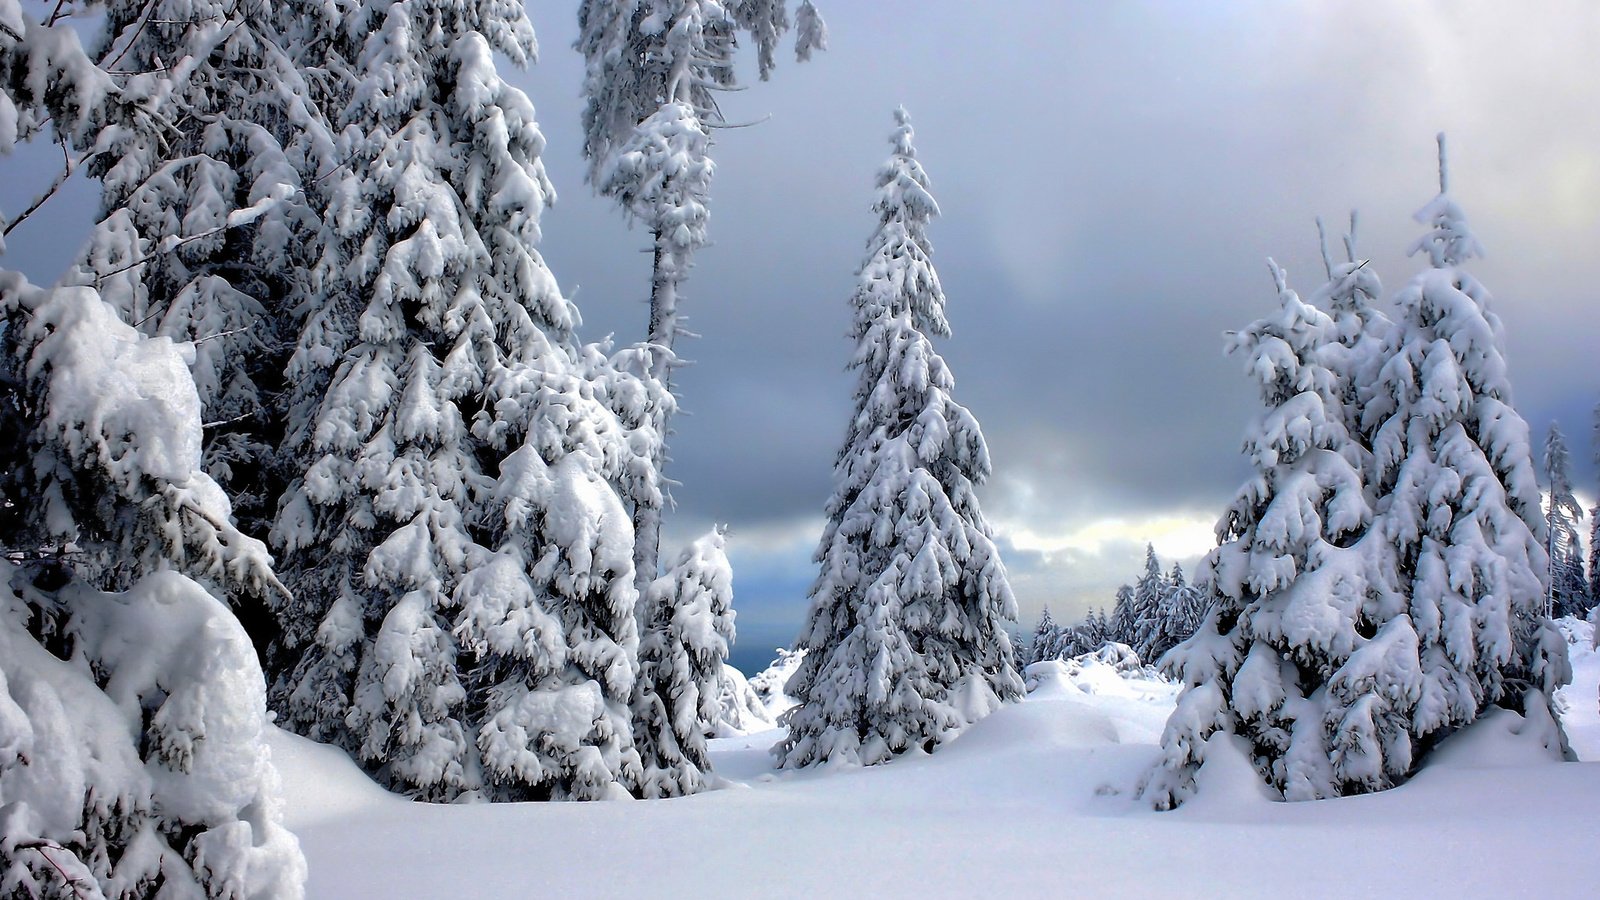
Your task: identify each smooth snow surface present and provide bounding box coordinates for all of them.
[275,627,1600,898]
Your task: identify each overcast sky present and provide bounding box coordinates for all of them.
[6,1,1600,659]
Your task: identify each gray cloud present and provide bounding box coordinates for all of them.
[7,2,1598,634]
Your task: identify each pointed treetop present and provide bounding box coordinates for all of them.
[1437,132,1449,194]
[1408,132,1483,268]
[795,1,828,62]
[1267,257,1288,295]
[1316,217,1333,279]
[892,105,916,157]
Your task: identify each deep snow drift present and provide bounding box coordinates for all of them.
[271,627,1600,899]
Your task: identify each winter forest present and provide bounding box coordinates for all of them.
[3,1,1599,898]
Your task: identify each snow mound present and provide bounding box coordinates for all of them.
[1552,615,1599,760]
[1,562,304,898]
[271,623,1600,899]
[746,646,806,721]
[1025,643,1171,699]
[710,665,777,736]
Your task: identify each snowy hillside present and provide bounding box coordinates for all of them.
[272,632,1600,898]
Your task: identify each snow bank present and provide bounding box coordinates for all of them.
[1553,616,1599,759]
[271,627,1600,898]
[1,562,304,898]
[710,665,777,736]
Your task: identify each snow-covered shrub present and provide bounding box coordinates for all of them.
[1,562,305,900]
[711,665,778,737]
[0,276,282,608]
[750,647,806,720]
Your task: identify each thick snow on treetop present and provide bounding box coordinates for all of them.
[272,628,1599,898]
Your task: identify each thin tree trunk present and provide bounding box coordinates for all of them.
[635,230,680,594]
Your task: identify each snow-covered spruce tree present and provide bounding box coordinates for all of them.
[1142,260,1381,808]
[1138,559,1201,666]
[1590,405,1600,611]
[777,109,1022,769]
[1359,136,1567,758]
[1127,544,1167,661]
[1026,605,1058,666]
[632,528,734,797]
[576,0,826,589]
[270,0,643,801]
[1157,562,1210,664]
[65,0,339,554]
[1,14,306,881]
[1106,582,1136,648]
[1542,423,1589,618]
[1078,608,1112,658]
[1145,140,1570,809]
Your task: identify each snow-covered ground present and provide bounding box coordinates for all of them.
[272,629,1600,898]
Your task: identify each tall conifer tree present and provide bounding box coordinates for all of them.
[777,109,1021,769]
[270,0,644,801]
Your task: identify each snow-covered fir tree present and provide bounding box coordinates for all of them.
[1542,423,1589,618]
[2,21,307,889]
[1139,561,1202,664]
[576,0,826,588]
[632,528,735,797]
[1145,139,1570,809]
[1127,544,1168,661]
[1360,137,1568,750]
[1026,605,1058,666]
[777,109,1022,769]
[269,0,644,801]
[1589,404,1600,609]
[1144,259,1382,807]
[65,0,338,554]
[1107,583,1137,648]
[1158,562,1210,662]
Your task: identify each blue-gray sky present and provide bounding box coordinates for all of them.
[6,1,1599,663]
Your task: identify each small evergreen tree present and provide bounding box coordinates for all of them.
[1128,544,1167,661]
[1160,563,1210,658]
[1026,604,1058,666]
[1590,404,1600,608]
[1106,583,1137,648]
[632,528,735,798]
[777,109,1022,769]
[1542,423,1589,618]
